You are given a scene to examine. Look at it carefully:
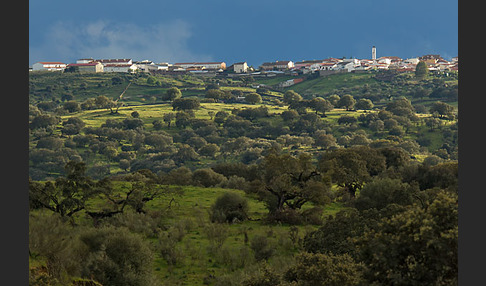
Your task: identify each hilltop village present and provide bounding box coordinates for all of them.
[31,47,458,87]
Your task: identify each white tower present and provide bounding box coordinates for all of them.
[372,46,376,61]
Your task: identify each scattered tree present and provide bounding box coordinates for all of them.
[337,94,356,111]
[283,90,303,105]
[415,61,429,79]
[245,93,263,104]
[354,98,374,111]
[165,87,182,101]
[210,192,249,223]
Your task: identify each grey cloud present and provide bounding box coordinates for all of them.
[30,20,213,64]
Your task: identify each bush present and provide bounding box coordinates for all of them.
[192,168,227,187]
[36,137,64,150]
[101,211,163,238]
[210,192,249,223]
[266,208,304,225]
[29,212,81,281]
[354,177,416,211]
[162,167,193,186]
[301,207,324,225]
[219,175,249,190]
[203,223,229,251]
[241,263,282,286]
[78,226,157,286]
[284,252,364,285]
[250,235,275,262]
[158,230,185,266]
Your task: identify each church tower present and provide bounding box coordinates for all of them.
[372,46,377,61]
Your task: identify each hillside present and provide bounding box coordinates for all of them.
[28,70,458,285]
[30,182,343,285]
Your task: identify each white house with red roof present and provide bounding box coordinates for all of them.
[32,62,67,71]
[317,62,336,70]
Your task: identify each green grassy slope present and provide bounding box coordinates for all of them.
[30,182,345,285]
[285,73,378,95]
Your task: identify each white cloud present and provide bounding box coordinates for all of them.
[30,20,213,64]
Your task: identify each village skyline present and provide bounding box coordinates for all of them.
[30,48,458,76]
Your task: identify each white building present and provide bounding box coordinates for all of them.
[341,58,360,65]
[133,60,169,72]
[174,62,226,70]
[355,64,373,71]
[103,64,138,73]
[378,58,392,65]
[403,58,420,65]
[319,62,337,70]
[259,60,294,71]
[332,61,356,72]
[233,62,248,73]
[32,62,67,71]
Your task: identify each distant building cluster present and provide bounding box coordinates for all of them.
[30,47,458,77]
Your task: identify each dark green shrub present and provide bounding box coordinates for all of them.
[192,168,226,187]
[250,235,274,262]
[210,192,249,223]
[79,226,157,286]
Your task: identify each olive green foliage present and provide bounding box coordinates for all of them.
[303,208,374,256]
[250,234,275,262]
[284,252,364,285]
[192,168,227,187]
[354,177,417,211]
[258,151,331,220]
[355,98,374,110]
[30,114,60,130]
[28,71,458,284]
[165,87,182,101]
[318,146,386,198]
[172,97,200,111]
[355,191,458,285]
[429,101,455,119]
[415,61,429,79]
[245,92,263,104]
[337,94,356,110]
[29,212,81,282]
[78,226,157,286]
[241,263,282,286]
[210,192,250,223]
[283,90,303,104]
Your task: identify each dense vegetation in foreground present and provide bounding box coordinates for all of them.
[29,70,458,285]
